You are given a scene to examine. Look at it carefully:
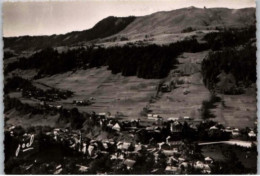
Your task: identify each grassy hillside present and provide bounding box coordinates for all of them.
[117,7,255,38]
[4,7,255,52]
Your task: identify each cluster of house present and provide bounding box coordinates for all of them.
[6,109,257,174]
[18,84,72,102]
[223,126,256,139]
[147,114,193,122]
[146,113,257,139]
[72,98,94,106]
[22,89,58,102]
[19,126,214,174]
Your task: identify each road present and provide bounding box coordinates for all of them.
[198,140,256,148]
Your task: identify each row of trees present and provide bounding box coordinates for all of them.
[201,94,221,119]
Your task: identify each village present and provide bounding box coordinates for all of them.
[5,107,257,174]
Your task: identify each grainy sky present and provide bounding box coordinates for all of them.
[3,0,255,37]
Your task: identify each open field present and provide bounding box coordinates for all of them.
[212,89,257,128]
[36,67,160,120]
[8,50,255,128]
[149,51,210,120]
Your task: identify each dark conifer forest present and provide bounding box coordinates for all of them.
[201,26,256,93]
[5,39,207,79]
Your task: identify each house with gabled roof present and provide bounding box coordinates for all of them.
[112,123,121,131]
[123,159,136,170]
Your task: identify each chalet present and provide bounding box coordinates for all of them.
[134,143,142,152]
[202,164,211,174]
[248,130,256,138]
[170,121,183,135]
[163,150,176,157]
[147,148,157,153]
[224,127,233,133]
[102,141,109,150]
[112,123,121,131]
[111,152,125,160]
[204,157,213,164]
[178,157,186,163]
[165,166,178,174]
[76,164,89,173]
[147,114,162,121]
[130,119,140,127]
[117,142,132,151]
[232,128,240,136]
[88,145,95,156]
[110,154,117,160]
[167,156,179,165]
[56,105,63,110]
[107,120,114,128]
[146,126,155,131]
[123,159,136,170]
[194,161,205,169]
[168,117,179,121]
[9,125,16,131]
[98,112,107,118]
[183,116,192,120]
[209,126,218,131]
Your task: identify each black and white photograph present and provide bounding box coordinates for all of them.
[3,0,257,174]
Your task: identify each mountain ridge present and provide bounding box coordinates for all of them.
[4,7,255,52]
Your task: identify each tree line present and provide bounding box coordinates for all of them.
[5,39,208,79]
